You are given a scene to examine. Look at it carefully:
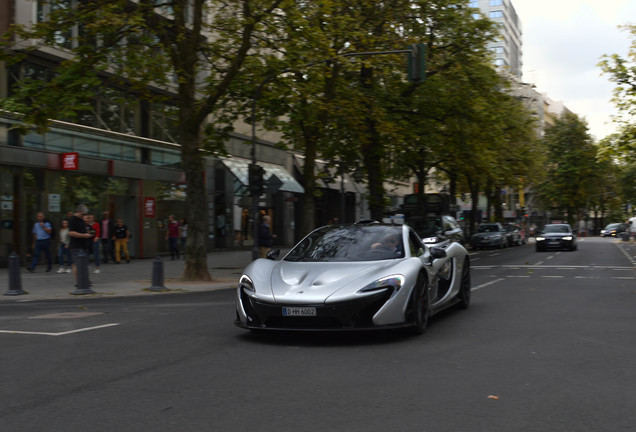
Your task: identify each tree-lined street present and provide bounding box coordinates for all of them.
[1,237,634,431]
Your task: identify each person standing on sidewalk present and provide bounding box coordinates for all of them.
[166,215,180,260]
[87,213,101,273]
[629,214,636,241]
[68,204,93,282]
[57,219,72,273]
[179,218,188,258]
[113,218,131,263]
[258,215,276,258]
[100,211,116,263]
[28,211,53,272]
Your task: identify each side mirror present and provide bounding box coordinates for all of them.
[430,247,447,260]
[266,249,280,260]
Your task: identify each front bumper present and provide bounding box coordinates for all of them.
[536,238,574,249]
[235,288,403,331]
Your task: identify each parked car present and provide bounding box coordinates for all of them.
[470,223,507,250]
[535,223,577,251]
[235,221,471,334]
[600,223,628,237]
[502,223,523,246]
[415,215,466,246]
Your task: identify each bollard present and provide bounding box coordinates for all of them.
[149,256,168,291]
[72,250,95,295]
[4,252,27,296]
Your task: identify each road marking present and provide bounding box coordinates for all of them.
[612,277,635,280]
[0,323,119,337]
[507,276,530,278]
[472,265,634,270]
[541,276,564,278]
[615,243,636,266]
[471,278,505,292]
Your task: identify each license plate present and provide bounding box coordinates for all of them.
[282,307,316,317]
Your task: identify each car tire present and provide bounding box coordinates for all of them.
[456,258,471,310]
[408,273,429,335]
[535,245,543,252]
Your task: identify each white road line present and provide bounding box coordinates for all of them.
[507,276,530,278]
[615,243,636,266]
[611,277,635,280]
[471,278,505,292]
[541,276,564,278]
[0,323,119,337]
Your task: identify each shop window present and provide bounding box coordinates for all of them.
[46,132,73,152]
[100,142,122,159]
[75,137,99,157]
[23,132,45,149]
[122,146,139,162]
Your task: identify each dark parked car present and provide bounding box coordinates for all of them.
[600,223,627,237]
[415,215,466,246]
[535,224,577,251]
[502,223,523,246]
[470,223,507,250]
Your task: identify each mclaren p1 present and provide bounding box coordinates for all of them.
[234,222,471,334]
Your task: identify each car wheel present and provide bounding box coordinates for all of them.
[408,273,429,335]
[456,258,471,310]
[535,245,543,252]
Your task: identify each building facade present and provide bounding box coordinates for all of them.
[470,0,523,79]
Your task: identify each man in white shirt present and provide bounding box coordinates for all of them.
[629,214,636,241]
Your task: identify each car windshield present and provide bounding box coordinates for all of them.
[542,225,571,233]
[604,224,620,230]
[477,224,499,233]
[284,225,405,262]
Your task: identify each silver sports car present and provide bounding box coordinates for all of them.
[234,222,471,334]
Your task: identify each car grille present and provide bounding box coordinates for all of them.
[242,290,393,330]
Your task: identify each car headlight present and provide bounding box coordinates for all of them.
[358,275,405,294]
[562,236,573,241]
[423,237,439,243]
[239,275,255,293]
[536,236,545,241]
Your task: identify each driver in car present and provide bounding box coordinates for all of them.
[371,234,401,254]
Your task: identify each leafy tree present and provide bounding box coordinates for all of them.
[536,112,600,226]
[1,0,286,279]
[598,24,636,161]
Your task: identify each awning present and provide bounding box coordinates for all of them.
[219,157,305,194]
[292,154,362,194]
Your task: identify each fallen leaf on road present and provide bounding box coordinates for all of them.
[488,395,500,400]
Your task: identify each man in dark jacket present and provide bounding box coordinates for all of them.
[100,211,116,263]
[258,215,276,258]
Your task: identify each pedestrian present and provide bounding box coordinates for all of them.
[27,211,53,272]
[165,215,180,260]
[179,218,188,257]
[57,219,72,273]
[113,217,131,263]
[258,215,276,258]
[100,210,116,263]
[87,213,101,273]
[629,214,636,241]
[68,204,93,282]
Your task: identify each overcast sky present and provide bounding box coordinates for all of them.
[511,0,636,140]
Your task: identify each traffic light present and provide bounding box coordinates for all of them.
[407,43,426,83]
[248,163,264,196]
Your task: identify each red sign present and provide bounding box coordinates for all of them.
[144,197,156,217]
[62,153,79,170]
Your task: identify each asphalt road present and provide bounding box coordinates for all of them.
[1,237,635,432]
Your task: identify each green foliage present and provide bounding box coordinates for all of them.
[598,24,636,160]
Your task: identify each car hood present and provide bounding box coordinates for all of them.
[268,260,400,305]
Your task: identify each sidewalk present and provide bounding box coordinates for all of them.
[1,250,255,302]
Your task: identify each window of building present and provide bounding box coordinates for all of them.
[468,0,479,7]
[46,132,72,152]
[489,10,504,18]
[23,132,45,149]
[75,137,100,157]
[489,0,503,6]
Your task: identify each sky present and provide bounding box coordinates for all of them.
[511,0,636,140]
